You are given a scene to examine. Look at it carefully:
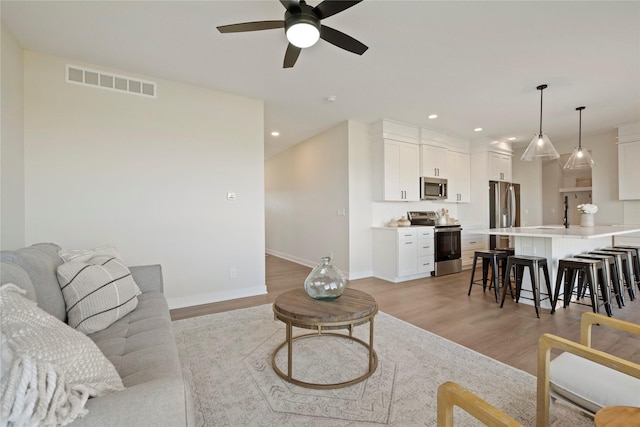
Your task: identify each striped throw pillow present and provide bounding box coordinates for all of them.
[56,255,141,334]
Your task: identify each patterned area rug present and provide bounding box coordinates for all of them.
[173,304,592,426]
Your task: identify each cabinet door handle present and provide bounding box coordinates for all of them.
[404,241,414,245]
[469,241,477,244]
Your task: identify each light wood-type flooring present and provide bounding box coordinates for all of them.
[171,254,640,375]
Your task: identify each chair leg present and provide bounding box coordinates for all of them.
[491,257,500,303]
[551,266,564,314]
[529,264,540,318]
[482,259,489,291]
[500,259,513,308]
[467,256,478,296]
[542,264,553,307]
[585,266,598,314]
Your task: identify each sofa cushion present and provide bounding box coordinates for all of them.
[88,291,182,387]
[0,284,124,426]
[56,256,141,335]
[58,244,123,263]
[0,261,36,301]
[550,352,640,414]
[0,243,66,321]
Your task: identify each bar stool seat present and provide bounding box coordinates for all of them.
[552,257,612,317]
[468,250,509,302]
[575,253,623,309]
[500,255,552,318]
[592,250,637,301]
[615,245,640,293]
[610,246,640,289]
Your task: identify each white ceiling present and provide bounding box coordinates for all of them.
[3,1,639,158]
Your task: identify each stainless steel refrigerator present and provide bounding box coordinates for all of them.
[489,181,520,250]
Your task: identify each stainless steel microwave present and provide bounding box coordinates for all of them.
[420,177,448,200]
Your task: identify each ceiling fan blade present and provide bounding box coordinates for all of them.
[279,0,299,11]
[283,43,302,68]
[320,25,368,55]
[217,20,284,33]
[313,0,363,20]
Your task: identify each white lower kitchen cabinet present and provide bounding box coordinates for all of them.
[372,227,435,282]
[461,232,488,269]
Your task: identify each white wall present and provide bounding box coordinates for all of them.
[265,121,350,275]
[347,121,373,279]
[1,22,25,250]
[541,129,628,226]
[511,148,543,227]
[23,51,266,308]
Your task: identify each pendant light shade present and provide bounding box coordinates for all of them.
[521,84,560,161]
[564,106,595,170]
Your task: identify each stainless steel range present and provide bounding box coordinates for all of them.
[407,211,462,276]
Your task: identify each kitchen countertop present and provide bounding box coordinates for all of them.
[476,225,640,239]
[372,225,434,230]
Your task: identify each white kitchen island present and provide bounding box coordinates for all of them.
[475,225,640,310]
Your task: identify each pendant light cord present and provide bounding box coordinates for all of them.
[539,88,544,136]
[577,106,585,149]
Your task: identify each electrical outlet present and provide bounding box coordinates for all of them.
[227,192,236,201]
[229,268,237,278]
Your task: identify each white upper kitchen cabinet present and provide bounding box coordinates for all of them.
[376,139,420,201]
[617,124,640,200]
[489,152,512,182]
[618,140,640,200]
[372,120,421,201]
[421,144,448,178]
[446,150,471,202]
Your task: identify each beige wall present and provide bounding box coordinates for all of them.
[23,51,266,308]
[540,129,631,226]
[265,121,350,274]
[1,22,25,250]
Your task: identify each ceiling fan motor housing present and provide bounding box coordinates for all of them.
[285,3,321,35]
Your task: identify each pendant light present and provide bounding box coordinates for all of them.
[563,106,595,169]
[521,84,560,161]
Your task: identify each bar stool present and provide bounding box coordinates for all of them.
[552,258,612,316]
[498,248,515,280]
[611,246,640,289]
[500,255,552,318]
[592,250,637,301]
[468,250,509,302]
[575,253,624,309]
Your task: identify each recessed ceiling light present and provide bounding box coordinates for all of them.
[428,114,438,119]
[474,128,483,132]
[271,131,280,137]
[508,137,516,141]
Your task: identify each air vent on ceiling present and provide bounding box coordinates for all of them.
[66,65,156,98]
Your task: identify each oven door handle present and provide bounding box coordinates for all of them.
[434,228,462,233]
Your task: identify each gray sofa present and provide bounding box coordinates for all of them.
[0,243,190,426]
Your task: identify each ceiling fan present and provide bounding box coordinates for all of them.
[217,0,368,68]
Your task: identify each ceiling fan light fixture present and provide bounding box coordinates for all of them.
[521,84,560,161]
[564,106,595,170]
[285,7,321,49]
[286,21,320,48]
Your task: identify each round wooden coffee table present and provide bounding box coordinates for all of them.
[272,288,378,389]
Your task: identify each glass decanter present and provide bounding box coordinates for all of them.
[304,256,347,300]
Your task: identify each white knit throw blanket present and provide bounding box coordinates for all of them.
[0,353,98,427]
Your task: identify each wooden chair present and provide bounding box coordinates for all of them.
[437,381,523,427]
[536,312,640,427]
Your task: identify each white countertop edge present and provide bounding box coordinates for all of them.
[475,225,640,239]
[372,225,435,230]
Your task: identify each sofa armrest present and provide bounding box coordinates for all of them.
[129,264,164,293]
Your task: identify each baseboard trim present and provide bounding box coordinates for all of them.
[167,284,267,310]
